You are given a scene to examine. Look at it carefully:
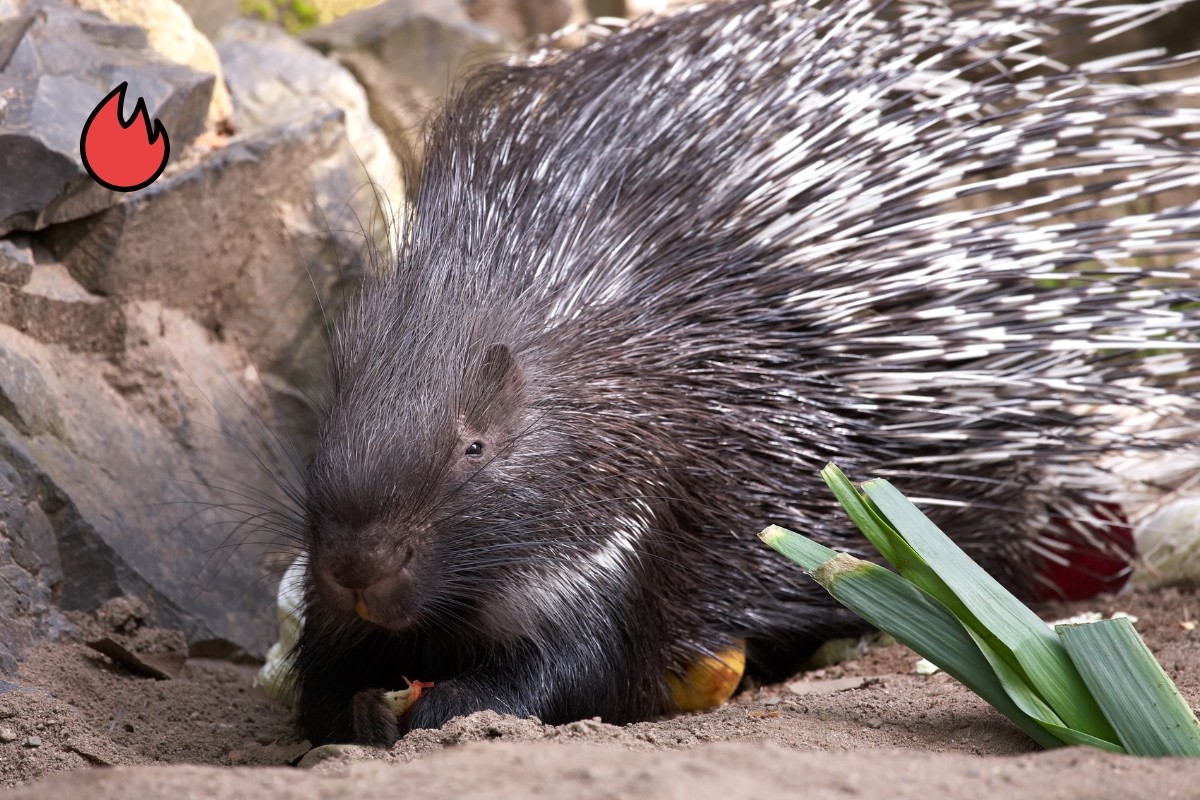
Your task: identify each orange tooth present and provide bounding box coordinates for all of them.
[354,592,370,621]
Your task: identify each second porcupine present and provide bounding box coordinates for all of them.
[291,0,1200,745]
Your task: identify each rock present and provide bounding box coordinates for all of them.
[173,0,239,39]
[85,636,187,680]
[95,595,149,633]
[0,0,215,235]
[68,0,234,129]
[0,0,427,682]
[0,727,16,742]
[0,304,290,661]
[460,0,588,42]
[1093,409,1200,590]
[0,0,406,672]
[1134,499,1200,590]
[302,0,510,83]
[587,0,623,17]
[787,677,868,696]
[217,19,405,210]
[295,742,377,769]
[0,333,64,437]
[301,0,513,170]
[21,735,41,747]
[44,108,373,411]
[624,0,695,19]
[324,48,430,174]
[0,258,127,355]
[0,237,34,287]
[0,415,75,675]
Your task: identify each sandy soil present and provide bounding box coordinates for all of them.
[2,587,1200,797]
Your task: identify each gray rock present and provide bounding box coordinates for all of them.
[0,0,411,676]
[0,303,295,661]
[0,396,70,675]
[69,0,235,129]
[217,19,405,214]
[302,0,509,82]
[0,258,127,355]
[461,0,587,42]
[44,109,370,409]
[173,0,239,40]
[322,48,428,173]
[301,0,513,169]
[0,237,34,287]
[0,335,64,437]
[0,0,214,235]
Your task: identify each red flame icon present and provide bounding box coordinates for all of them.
[79,82,170,192]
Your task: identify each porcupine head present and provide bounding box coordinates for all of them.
[295,251,695,745]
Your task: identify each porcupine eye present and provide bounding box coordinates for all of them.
[464,441,485,457]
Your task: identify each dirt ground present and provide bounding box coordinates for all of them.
[2,588,1200,798]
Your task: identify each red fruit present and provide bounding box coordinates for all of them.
[1032,501,1135,602]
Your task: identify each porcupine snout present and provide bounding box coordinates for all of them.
[310,527,418,631]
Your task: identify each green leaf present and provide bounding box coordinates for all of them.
[759,525,838,572]
[762,464,1197,758]
[759,531,1065,751]
[1059,618,1200,757]
[820,466,980,629]
[860,477,1119,743]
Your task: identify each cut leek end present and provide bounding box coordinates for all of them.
[761,463,1200,758]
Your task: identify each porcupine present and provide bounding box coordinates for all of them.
[291,0,1200,746]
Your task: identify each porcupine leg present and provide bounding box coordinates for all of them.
[297,597,673,746]
[341,660,665,746]
[394,633,674,740]
[293,602,402,745]
[340,674,534,744]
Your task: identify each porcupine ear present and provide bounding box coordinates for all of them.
[481,343,523,391]
[467,343,526,423]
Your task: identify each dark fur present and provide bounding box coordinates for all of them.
[292,0,1200,745]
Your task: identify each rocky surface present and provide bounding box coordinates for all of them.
[460,0,587,42]
[0,0,213,235]
[44,107,373,391]
[0,302,291,664]
[68,0,234,128]
[0,0,404,669]
[217,18,404,212]
[301,0,514,172]
[301,0,510,97]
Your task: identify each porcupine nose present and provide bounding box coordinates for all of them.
[316,545,416,627]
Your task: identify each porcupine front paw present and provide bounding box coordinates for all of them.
[401,677,483,732]
[351,688,401,747]
[350,679,473,745]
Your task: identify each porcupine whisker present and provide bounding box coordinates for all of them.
[157,477,308,566]
[147,382,306,580]
[162,475,306,525]
[198,517,307,554]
